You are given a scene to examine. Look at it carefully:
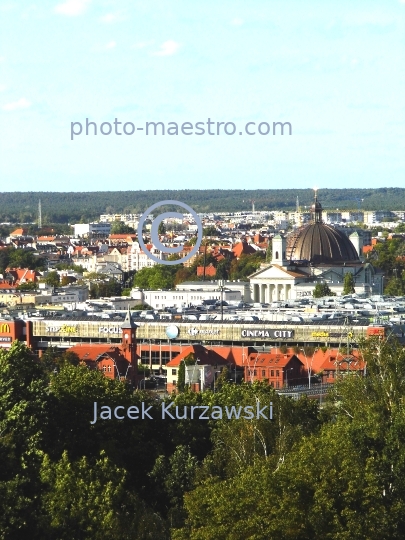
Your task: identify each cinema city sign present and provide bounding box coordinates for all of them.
[241,328,294,339]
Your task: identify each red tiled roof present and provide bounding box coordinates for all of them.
[11,228,27,236]
[166,345,229,367]
[197,264,216,277]
[247,353,302,369]
[232,241,256,258]
[5,268,40,284]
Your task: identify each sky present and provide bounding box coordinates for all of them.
[0,0,404,192]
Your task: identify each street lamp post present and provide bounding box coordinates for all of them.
[218,279,225,322]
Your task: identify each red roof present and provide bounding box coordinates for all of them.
[5,268,40,284]
[0,282,17,290]
[247,352,302,369]
[232,241,256,258]
[197,264,216,277]
[10,228,27,236]
[167,345,229,367]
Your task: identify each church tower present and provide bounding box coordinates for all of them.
[311,187,323,223]
[121,307,138,383]
[271,234,288,266]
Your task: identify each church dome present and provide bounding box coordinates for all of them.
[286,189,359,265]
[286,222,359,264]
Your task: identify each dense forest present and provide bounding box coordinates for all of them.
[2,337,405,539]
[0,187,404,224]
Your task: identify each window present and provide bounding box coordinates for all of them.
[140,351,149,364]
[172,369,177,375]
[253,370,257,376]
[161,352,171,365]
[276,370,279,377]
[271,370,274,377]
[102,366,106,372]
[262,370,266,377]
[107,365,112,372]
[276,382,279,388]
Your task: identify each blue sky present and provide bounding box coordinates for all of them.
[0,0,404,192]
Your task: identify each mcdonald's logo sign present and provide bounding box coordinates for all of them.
[0,323,10,334]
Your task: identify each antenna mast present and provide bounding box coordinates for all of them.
[38,199,42,229]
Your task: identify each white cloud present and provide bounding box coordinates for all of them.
[2,97,31,111]
[152,40,181,56]
[54,0,90,17]
[230,18,244,26]
[105,41,116,49]
[0,84,6,92]
[100,12,125,23]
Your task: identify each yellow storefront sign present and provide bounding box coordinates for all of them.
[0,323,10,334]
[311,331,329,338]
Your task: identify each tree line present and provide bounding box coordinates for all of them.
[1,337,405,538]
[0,188,404,223]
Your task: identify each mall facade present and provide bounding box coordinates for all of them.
[0,315,389,384]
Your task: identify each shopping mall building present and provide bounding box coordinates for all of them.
[0,314,391,390]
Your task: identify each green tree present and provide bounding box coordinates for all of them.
[16,281,37,291]
[133,265,177,290]
[343,272,355,294]
[313,282,334,298]
[177,361,186,392]
[203,226,218,236]
[384,276,405,296]
[61,275,76,286]
[8,248,46,271]
[158,221,166,235]
[174,337,405,540]
[0,342,49,539]
[214,366,229,390]
[110,221,135,234]
[45,271,60,287]
[40,450,165,539]
[229,252,265,280]
[150,445,198,529]
[215,259,230,280]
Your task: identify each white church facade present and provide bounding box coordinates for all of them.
[249,193,383,302]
